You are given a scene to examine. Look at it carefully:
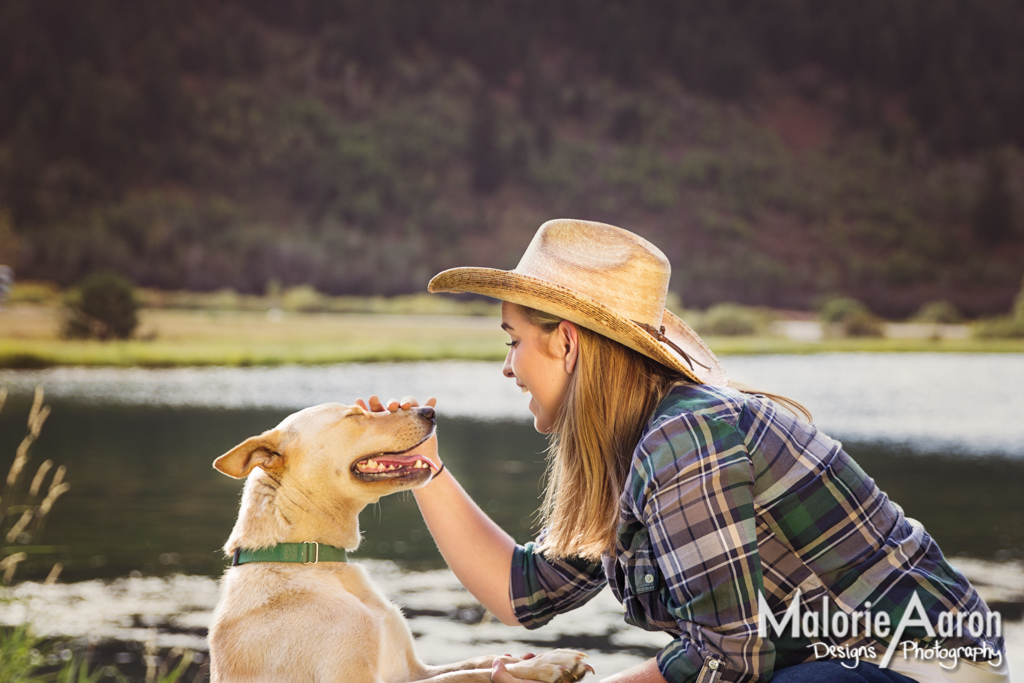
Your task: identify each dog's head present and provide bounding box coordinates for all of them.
[213,403,438,506]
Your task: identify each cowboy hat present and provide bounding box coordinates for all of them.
[427,218,727,385]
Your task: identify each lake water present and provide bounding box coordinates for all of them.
[1,355,1023,678]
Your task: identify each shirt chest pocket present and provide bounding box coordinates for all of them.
[623,530,661,595]
[620,530,677,632]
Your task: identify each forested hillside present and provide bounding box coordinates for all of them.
[1,0,1022,315]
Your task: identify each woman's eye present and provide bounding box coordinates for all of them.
[505,341,518,348]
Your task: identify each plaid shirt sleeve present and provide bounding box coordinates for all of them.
[632,409,774,683]
[509,530,608,629]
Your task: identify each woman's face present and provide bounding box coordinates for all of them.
[500,302,573,433]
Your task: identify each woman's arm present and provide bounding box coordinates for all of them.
[413,458,521,625]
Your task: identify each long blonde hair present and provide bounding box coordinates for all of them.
[521,306,810,560]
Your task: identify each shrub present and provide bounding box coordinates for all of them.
[282,285,326,312]
[841,309,885,337]
[207,288,243,311]
[819,297,865,324]
[973,276,1024,338]
[61,272,139,340]
[0,623,42,683]
[973,316,1024,339]
[698,303,761,336]
[912,300,963,324]
[820,297,885,338]
[1014,276,1024,325]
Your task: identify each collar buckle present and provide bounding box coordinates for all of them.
[303,541,319,564]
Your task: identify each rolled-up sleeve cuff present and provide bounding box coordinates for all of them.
[656,637,705,683]
[509,541,606,629]
[510,543,553,629]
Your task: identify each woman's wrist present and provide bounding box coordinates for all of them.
[415,462,451,497]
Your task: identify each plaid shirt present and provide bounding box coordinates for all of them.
[510,383,1003,683]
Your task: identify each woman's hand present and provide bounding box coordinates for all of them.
[355,395,437,413]
[355,395,441,470]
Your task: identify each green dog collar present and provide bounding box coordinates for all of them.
[231,541,347,566]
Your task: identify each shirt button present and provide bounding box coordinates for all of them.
[644,573,655,584]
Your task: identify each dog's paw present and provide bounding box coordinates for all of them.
[504,649,592,683]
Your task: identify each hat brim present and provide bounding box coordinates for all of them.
[429,267,727,386]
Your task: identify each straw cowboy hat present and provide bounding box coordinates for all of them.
[428,218,727,385]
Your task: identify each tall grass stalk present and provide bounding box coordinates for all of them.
[1,387,66,585]
[1,387,202,681]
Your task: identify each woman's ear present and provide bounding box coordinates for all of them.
[557,321,579,374]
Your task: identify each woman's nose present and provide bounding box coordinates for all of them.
[502,349,514,378]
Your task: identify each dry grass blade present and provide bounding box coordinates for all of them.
[6,437,32,488]
[29,405,51,438]
[50,465,66,491]
[39,482,70,516]
[0,551,26,569]
[0,550,27,584]
[5,509,33,543]
[144,638,158,682]
[44,561,63,585]
[28,385,43,430]
[29,459,53,497]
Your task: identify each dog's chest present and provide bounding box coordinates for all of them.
[341,571,420,679]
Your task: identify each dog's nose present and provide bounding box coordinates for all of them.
[416,405,436,422]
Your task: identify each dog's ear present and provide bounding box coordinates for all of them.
[213,432,285,479]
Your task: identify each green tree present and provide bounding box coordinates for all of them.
[61,272,139,340]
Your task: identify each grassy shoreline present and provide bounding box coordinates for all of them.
[2,306,1024,369]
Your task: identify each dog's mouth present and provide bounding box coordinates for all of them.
[350,431,437,483]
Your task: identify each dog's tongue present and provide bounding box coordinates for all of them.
[357,453,436,473]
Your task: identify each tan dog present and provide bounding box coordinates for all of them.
[208,402,592,683]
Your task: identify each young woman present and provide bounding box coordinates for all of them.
[361,219,1006,683]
